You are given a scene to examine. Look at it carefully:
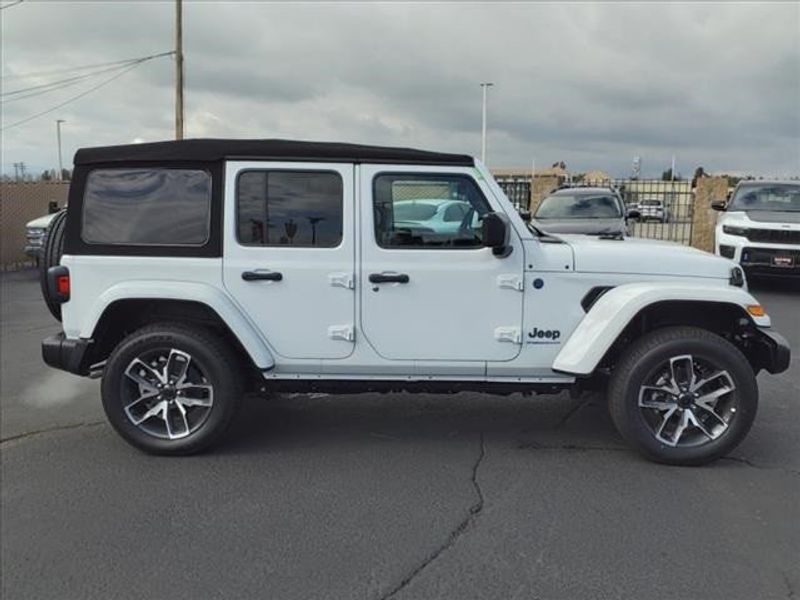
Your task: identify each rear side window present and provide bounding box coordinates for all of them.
[236,170,343,247]
[82,169,211,245]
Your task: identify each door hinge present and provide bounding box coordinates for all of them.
[497,274,523,291]
[328,324,355,342]
[328,272,355,289]
[494,326,522,344]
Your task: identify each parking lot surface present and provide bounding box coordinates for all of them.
[1,269,798,600]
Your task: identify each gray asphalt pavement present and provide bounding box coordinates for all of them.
[1,269,798,600]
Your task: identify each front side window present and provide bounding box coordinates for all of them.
[237,171,343,247]
[82,169,211,245]
[373,174,491,248]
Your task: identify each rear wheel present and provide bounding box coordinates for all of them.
[39,210,67,321]
[102,324,243,455]
[608,326,757,465]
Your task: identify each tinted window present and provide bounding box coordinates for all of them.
[237,171,343,247]
[729,184,800,212]
[535,194,622,219]
[443,202,469,222]
[82,169,211,245]
[374,174,490,248]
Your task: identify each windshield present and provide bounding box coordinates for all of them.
[535,194,621,219]
[393,202,439,221]
[640,199,662,207]
[729,184,800,212]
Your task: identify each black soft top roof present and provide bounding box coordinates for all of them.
[74,138,474,167]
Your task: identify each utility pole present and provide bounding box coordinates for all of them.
[480,83,493,165]
[175,0,184,140]
[56,119,66,180]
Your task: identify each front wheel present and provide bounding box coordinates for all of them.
[608,326,757,465]
[102,324,243,455]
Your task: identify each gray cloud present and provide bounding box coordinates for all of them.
[2,1,798,178]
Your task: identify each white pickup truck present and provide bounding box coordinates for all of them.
[40,139,790,464]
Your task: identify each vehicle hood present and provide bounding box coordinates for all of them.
[533,218,624,235]
[25,212,58,229]
[559,235,735,279]
[719,210,800,227]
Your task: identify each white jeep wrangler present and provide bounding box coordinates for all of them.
[41,139,790,464]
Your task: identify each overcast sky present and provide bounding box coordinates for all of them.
[2,1,799,178]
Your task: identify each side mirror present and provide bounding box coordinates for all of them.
[518,209,532,222]
[482,212,512,258]
[711,201,727,211]
[626,208,641,220]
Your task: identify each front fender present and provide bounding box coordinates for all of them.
[79,281,275,370]
[552,282,769,375]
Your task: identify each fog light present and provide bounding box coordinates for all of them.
[719,245,735,259]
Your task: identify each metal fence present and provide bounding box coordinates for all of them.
[493,175,531,212]
[495,176,695,245]
[608,179,694,245]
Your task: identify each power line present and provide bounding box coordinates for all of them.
[0,0,25,10]
[1,61,145,131]
[2,61,143,102]
[1,50,174,82]
[2,51,174,104]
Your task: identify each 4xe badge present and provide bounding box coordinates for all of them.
[527,327,561,344]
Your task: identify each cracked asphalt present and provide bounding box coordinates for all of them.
[2,269,798,600]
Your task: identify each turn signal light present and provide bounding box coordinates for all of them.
[746,305,765,317]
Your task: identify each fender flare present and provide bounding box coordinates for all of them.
[552,282,769,376]
[78,281,275,370]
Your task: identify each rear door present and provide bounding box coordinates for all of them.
[359,166,525,363]
[223,161,355,360]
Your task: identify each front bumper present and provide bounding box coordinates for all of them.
[715,230,800,276]
[42,333,92,376]
[752,329,791,375]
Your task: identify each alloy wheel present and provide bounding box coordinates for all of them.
[638,354,737,448]
[122,348,214,440]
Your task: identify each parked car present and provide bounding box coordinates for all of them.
[392,198,473,235]
[41,139,789,465]
[532,187,638,237]
[638,198,670,222]
[24,212,59,258]
[713,181,800,277]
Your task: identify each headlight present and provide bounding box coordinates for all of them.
[722,225,748,236]
[26,227,45,241]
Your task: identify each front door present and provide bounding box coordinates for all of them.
[359,166,524,362]
[223,162,355,360]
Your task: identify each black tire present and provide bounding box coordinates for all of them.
[608,326,757,466]
[101,323,244,455]
[39,209,67,321]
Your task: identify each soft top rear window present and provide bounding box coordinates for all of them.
[82,168,211,245]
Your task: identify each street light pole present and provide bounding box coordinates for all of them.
[56,119,65,180]
[480,82,493,164]
[175,0,184,140]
